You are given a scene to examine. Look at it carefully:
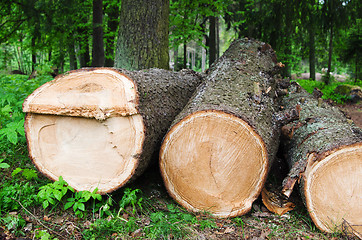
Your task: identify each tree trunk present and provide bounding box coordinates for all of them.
[280,82,362,235]
[208,16,217,66]
[23,67,203,194]
[92,0,105,67]
[104,1,119,67]
[160,39,284,218]
[114,0,169,70]
[68,41,77,70]
[308,24,316,80]
[326,25,334,84]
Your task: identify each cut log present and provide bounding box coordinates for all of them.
[280,82,362,236]
[23,67,203,194]
[159,39,284,218]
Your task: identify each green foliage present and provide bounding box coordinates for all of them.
[119,188,143,214]
[0,158,10,169]
[83,216,138,239]
[37,176,75,209]
[295,78,361,104]
[65,188,102,217]
[12,167,38,180]
[0,180,38,212]
[0,214,26,235]
[35,230,59,240]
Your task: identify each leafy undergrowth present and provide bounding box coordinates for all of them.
[295,78,362,104]
[0,74,358,239]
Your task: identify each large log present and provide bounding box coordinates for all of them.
[159,39,285,218]
[280,82,362,236]
[23,67,203,194]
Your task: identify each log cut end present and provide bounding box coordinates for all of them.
[160,110,268,218]
[304,143,362,234]
[23,68,139,119]
[23,68,145,194]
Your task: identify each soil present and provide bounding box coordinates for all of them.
[336,102,362,128]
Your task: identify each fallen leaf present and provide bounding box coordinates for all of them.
[23,223,32,232]
[131,229,143,238]
[224,227,235,233]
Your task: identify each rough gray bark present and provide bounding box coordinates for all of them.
[118,68,204,180]
[23,67,203,194]
[160,38,285,218]
[114,0,169,70]
[280,82,362,234]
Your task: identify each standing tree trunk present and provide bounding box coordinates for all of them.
[23,68,203,194]
[208,16,217,66]
[280,83,362,235]
[160,39,285,218]
[68,40,77,70]
[326,25,334,84]
[92,0,105,67]
[115,0,169,70]
[104,1,119,67]
[308,24,316,80]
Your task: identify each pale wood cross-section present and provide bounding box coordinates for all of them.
[23,68,203,194]
[305,144,362,236]
[160,111,268,218]
[24,68,144,194]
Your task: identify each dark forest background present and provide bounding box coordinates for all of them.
[0,0,361,83]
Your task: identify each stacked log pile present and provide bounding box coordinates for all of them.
[280,82,362,236]
[22,39,361,236]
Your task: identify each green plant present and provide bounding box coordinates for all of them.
[37,176,74,209]
[12,167,38,180]
[0,213,26,235]
[295,79,361,104]
[0,158,10,169]
[0,181,39,212]
[35,229,59,240]
[83,216,138,239]
[119,188,143,214]
[65,188,102,217]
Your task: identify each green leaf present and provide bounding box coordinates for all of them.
[6,129,18,145]
[0,162,10,168]
[43,200,49,209]
[12,167,23,176]
[22,169,38,180]
[77,202,85,211]
[53,190,63,201]
[64,201,74,210]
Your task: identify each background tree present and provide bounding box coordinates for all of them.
[92,0,105,67]
[114,0,170,70]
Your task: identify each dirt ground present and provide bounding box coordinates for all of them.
[337,102,362,128]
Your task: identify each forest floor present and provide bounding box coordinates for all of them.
[337,101,362,128]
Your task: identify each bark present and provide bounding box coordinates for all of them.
[326,25,334,84]
[91,0,105,67]
[68,41,77,70]
[208,16,217,66]
[280,82,362,234]
[104,2,119,67]
[308,24,316,80]
[115,0,169,70]
[23,67,203,194]
[159,38,284,218]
